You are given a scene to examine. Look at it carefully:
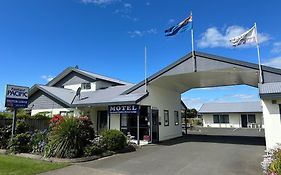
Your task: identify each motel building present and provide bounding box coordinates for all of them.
[199,102,264,128]
[28,52,281,149]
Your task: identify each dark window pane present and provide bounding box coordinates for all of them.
[220,115,229,123]
[81,83,91,90]
[213,115,219,123]
[248,114,256,123]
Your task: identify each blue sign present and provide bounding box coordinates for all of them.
[109,105,139,114]
[5,85,29,108]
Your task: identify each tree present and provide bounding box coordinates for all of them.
[186,108,198,118]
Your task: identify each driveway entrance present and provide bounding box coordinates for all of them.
[41,135,265,175]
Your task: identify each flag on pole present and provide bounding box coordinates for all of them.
[165,15,192,36]
[230,25,257,47]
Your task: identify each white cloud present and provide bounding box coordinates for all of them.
[113,2,138,21]
[81,0,118,5]
[128,28,157,38]
[230,94,256,100]
[123,3,132,8]
[263,56,281,69]
[41,75,54,82]
[197,25,270,48]
[271,42,281,54]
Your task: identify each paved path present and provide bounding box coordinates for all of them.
[40,135,265,175]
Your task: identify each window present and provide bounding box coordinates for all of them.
[174,111,179,125]
[248,114,256,123]
[120,106,150,140]
[213,114,229,123]
[220,115,229,123]
[81,83,91,90]
[60,111,74,117]
[213,115,220,123]
[164,110,169,126]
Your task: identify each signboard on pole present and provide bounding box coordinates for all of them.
[5,84,29,108]
[109,105,139,114]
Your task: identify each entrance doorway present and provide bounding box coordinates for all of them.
[241,115,248,128]
[97,111,108,132]
[152,109,159,143]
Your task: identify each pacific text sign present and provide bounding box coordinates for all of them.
[109,105,139,114]
[5,85,29,108]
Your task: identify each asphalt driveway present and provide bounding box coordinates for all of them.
[41,135,266,175]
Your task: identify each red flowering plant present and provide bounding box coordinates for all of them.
[49,114,64,129]
[78,116,95,142]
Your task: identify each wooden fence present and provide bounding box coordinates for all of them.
[0,118,50,131]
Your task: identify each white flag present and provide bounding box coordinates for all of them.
[230,25,257,47]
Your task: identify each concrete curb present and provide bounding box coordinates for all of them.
[0,148,136,163]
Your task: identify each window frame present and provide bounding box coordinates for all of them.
[164,110,169,126]
[213,114,229,124]
[81,82,91,90]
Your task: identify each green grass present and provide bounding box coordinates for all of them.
[0,154,68,175]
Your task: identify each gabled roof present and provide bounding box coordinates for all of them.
[29,84,75,107]
[46,67,133,86]
[198,101,262,114]
[259,82,281,99]
[122,51,281,95]
[72,85,147,106]
[29,84,147,107]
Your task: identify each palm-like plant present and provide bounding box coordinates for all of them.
[44,116,94,158]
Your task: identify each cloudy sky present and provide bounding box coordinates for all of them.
[0,0,281,110]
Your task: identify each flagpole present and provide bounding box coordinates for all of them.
[255,22,263,84]
[144,46,147,92]
[190,11,196,72]
[190,11,195,57]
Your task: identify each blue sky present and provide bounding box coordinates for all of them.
[1,0,281,110]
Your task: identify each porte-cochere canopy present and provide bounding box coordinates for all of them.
[123,51,281,94]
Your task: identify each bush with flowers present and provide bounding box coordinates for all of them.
[261,144,281,175]
[44,115,95,158]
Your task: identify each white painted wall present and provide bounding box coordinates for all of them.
[262,99,281,150]
[64,82,97,91]
[31,108,80,117]
[110,113,120,130]
[139,85,182,141]
[202,113,263,128]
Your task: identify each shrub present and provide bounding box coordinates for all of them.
[0,125,11,149]
[0,112,13,119]
[78,116,95,144]
[16,120,30,134]
[44,116,94,158]
[31,130,48,154]
[101,130,127,151]
[8,132,32,153]
[83,142,105,156]
[262,144,281,174]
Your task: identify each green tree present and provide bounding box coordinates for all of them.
[186,108,198,118]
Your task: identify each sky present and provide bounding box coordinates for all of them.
[1,0,281,110]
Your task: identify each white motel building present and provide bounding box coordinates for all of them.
[199,101,263,128]
[28,52,281,149]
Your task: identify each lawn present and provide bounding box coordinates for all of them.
[0,154,68,175]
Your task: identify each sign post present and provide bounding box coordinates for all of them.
[5,84,29,136]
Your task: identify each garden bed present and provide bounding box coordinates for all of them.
[1,144,137,163]
[1,115,138,163]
